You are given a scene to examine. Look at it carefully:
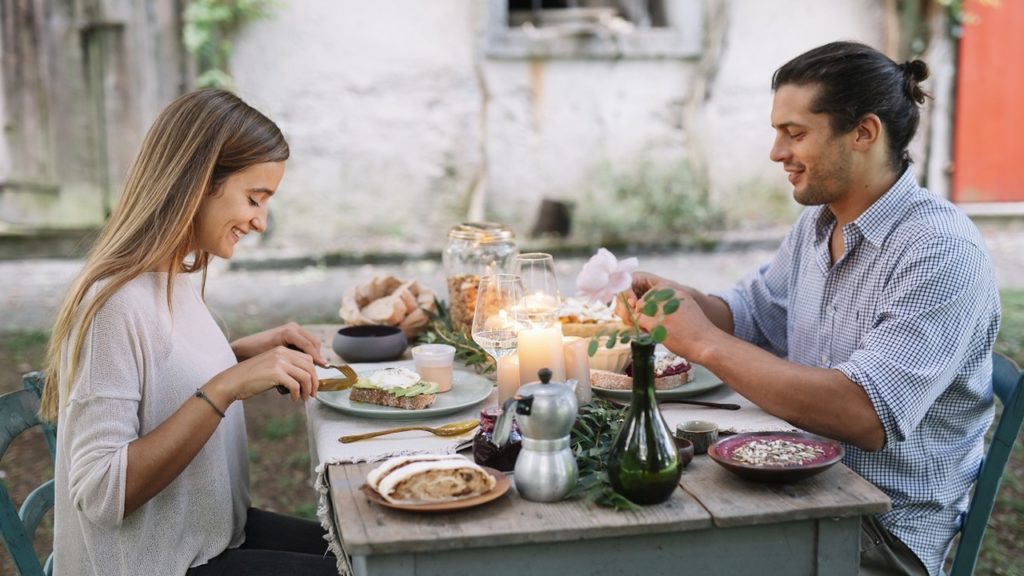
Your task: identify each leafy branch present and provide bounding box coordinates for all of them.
[587,288,681,357]
[418,299,496,375]
[183,0,278,88]
[568,399,639,510]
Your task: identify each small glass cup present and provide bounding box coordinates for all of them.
[411,344,456,392]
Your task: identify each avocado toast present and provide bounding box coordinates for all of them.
[348,367,439,410]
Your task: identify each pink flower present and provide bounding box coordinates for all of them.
[576,248,639,304]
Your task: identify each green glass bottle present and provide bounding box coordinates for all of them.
[607,341,682,505]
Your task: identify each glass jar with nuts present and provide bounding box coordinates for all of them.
[443,222,518,334]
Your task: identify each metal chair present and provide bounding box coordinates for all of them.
[950,352,1024,575]
[1,372,56,576]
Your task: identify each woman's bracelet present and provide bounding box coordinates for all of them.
[195,388,227,418]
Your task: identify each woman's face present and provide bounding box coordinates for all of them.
[194,161,285,259]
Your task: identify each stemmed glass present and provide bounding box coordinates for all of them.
[513,253,560,327]
[471,274,525,361]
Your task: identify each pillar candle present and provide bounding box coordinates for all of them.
[517,324,566,385]
[562,336,592,405]
[497,354,521,406]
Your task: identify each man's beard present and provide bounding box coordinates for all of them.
[793,142,852,206]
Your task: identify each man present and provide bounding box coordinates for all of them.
[626,42,1001,575]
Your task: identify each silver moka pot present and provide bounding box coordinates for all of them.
[492,368,578,502]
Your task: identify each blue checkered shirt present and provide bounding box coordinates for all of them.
[717,168,1001,575]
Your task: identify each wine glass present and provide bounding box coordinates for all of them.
[513,252,560,327]
[471,274,524,361]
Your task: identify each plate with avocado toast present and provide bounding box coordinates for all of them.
[315,368,493,419]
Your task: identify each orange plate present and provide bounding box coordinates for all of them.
[361,467,509,512]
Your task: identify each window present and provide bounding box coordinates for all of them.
[485,0,703,59]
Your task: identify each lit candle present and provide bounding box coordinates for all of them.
[562,336,592,405]
[497,354,521,405]
[517,324,566,385]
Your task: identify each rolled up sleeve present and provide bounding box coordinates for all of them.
[65,397,138,528]
[834,236,993,445]
[62,296,145,529]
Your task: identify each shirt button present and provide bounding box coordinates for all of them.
[821,355,829,365]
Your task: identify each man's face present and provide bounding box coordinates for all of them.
[769,84,853,206]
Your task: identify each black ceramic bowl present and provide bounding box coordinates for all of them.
[332,325,408,363]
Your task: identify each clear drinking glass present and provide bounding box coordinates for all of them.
[471,274,524,361]
[513,252,560,327]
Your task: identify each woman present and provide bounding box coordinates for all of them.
[40,89,339,575]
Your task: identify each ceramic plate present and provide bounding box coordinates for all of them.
[591,364,724,400]
[361,467,509,512]
[315,370,493,420]
[707,431,845,483]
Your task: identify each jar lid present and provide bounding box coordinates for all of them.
[448,222,516,244]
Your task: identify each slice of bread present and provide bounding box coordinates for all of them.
[590,368,691,391]
[349,387,436,410]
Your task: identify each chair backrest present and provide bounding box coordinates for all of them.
[950,352,1024,576]
[0,371,55,576]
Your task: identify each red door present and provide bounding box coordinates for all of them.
[953,0,1024,203]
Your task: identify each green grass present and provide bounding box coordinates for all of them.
[4,330,49,367]
[261,414,299,441]
[996,289,1024,364]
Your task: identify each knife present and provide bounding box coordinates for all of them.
[275,344,359,394]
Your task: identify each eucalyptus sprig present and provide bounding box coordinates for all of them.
[587,288,681,357]
[417,299,495,375]
[568,399,640,511]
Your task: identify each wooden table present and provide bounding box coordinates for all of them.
[308,324,890,575]
[325,456,889,576]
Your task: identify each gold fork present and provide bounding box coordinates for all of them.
[339,419,480,443]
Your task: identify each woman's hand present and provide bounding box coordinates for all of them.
[230,322,326,366]
[209,345,321,402]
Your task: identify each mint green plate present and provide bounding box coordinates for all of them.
[315,370,493,420]
[591,364,724,400]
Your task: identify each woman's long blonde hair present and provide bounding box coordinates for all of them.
[40,89,289,422]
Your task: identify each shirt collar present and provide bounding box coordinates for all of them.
[812,167,920,248]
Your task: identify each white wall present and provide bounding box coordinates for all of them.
[231,0,898,251]
[232,0,482,251]
[702,0,886,224]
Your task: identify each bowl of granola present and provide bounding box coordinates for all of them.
[707,431,844,483]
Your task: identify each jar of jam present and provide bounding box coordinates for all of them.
[472,406,521,472]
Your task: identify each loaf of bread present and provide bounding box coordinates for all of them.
[366,455,496,504]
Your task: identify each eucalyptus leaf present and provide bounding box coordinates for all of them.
[588,339,599,357]
[663,299,680,314]
[642,301,659,317]
[619,332,631,345]
[652,288,675,302]
[651,325,668,343]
